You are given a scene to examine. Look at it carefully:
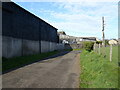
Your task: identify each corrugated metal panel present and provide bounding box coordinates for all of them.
[2,2,58,43]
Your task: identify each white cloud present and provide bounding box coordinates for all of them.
[15,1,117,39]
[12,0,119,2]
[52,2,117,38]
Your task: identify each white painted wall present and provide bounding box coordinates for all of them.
[108,40,118,45]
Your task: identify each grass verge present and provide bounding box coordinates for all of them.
[80,46,118,88]
[73,48,83,51]
[64,48,83,51]
[2,50,59,72]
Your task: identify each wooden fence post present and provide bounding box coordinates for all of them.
[97,44,99,53]
[94,43,96,52]
[99,43,100,55]
[110,44,112,62]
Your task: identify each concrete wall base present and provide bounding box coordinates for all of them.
[2,36,65,58]
[22,40,40,56]
[41,41,50,53]
[2,36,22,58]
[56,43,64,50]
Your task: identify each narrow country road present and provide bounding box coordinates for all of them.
[2,51,80,88]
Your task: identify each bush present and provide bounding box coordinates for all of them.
[83,41,94,52]
[105,40,109,45]
[96,41,102,44]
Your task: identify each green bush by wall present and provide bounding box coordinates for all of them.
[83,41,94,52]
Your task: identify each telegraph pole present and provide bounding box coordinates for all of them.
[102,17,105,47]
[102,17,106,57]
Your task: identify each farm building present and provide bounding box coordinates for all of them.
[58,31,97,44]
[58,31,77,44]
[108,39,118,45]
[78,37,96,42]
[1,2,62,58]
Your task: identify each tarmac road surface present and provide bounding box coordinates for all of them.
[2,51,80,88]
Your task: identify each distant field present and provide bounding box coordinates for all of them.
[80,46,118,88]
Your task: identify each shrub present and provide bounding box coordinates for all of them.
[83,41,94,52]
[96,41,102,44]
[105,40,109,45]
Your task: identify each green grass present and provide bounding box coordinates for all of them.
[64,49,73,51]
[64,48,83,51]
[80,46,118,88]
[2,51,59,72]
[73,48,83,51]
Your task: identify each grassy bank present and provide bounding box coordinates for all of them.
[64,48,83,51]
[2,51,58,72]
[80,46,118,88]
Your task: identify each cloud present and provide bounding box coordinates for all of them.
[12,0,119,2]
[15,1,118,39]
[45,2,117,38]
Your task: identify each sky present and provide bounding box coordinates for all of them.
[12,0,118,40]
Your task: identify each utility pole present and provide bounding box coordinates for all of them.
[102,17,105,47]
[102,17,106,57]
